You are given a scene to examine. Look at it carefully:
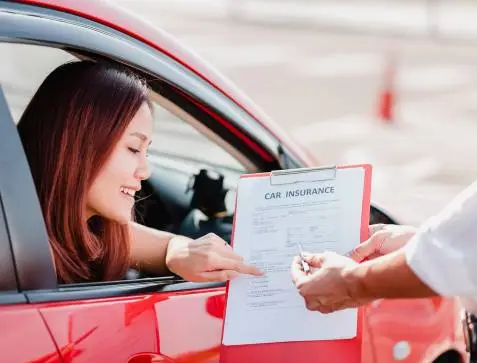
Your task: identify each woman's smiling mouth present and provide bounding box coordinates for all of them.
[120,186,137,204]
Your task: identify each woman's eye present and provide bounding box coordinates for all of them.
[128,147,140,154]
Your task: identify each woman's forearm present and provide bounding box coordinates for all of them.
[129,222,177,276]
[343,249,438,299]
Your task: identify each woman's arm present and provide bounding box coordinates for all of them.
[128,221,176,276]
[128,222,263,281]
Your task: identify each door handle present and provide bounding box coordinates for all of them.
[128,353,175,363]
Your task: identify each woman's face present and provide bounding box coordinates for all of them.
[86,102,153,223]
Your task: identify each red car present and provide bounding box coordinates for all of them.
[0,0,466,362]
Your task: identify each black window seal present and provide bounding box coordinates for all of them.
[26,280,225,304]
[0,291,27,305]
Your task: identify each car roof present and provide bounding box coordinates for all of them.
[15,0,318,166]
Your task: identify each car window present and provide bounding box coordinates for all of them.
[0,43,76,122]
[0,39,253,286]
[1,41,245,286]
[151,103,246,173]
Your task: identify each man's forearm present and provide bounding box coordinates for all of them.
[343,250,438,300]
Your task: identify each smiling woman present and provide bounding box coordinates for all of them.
[18,61,148,283]
[16,60,262,284]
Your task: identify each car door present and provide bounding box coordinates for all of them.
[27,284,227,363]
[0,86,62,363]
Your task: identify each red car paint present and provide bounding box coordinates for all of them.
[0,306,61,363]
[38,289,225,363]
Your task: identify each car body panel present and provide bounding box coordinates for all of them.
[367,298,464,362]
[37,288,225,362]
[34,287,377,363]
[0,305,61,363]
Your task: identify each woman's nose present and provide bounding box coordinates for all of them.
[135,157,151,181]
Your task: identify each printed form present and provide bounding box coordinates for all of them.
[222,167,366,346]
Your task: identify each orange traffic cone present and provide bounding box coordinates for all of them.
[377,54,397,124]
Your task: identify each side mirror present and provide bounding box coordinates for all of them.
[370,204,399,225]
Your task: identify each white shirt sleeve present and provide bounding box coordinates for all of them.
[404,180,477,297]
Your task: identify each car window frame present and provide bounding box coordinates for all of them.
[0,1,284,301]
[0,86,45,304]
[148,93,252,173]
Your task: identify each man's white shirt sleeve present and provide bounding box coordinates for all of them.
[404,180,477,298]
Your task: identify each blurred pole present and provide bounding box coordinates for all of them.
[426,0,439,38]
[376,51,397,125]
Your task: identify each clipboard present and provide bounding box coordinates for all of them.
[219,164,372,363]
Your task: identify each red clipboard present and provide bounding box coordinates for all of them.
[219,164,372,363]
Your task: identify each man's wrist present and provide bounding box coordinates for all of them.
[343,250,439,300]
[342,264,369,301]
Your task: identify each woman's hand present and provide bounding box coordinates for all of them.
[349,224,417,262]
[165,233,263,282]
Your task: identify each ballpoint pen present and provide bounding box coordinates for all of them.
[296,242,311,274]
[344,250,353,258]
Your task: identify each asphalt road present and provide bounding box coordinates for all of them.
[110,1,477,225]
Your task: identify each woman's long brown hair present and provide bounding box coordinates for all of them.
[17,61,150,283]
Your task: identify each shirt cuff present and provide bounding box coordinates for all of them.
[404,222,476,297]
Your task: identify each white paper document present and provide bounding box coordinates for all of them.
[222,167,367,346]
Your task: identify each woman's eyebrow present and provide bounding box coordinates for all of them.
[130,132,152,145]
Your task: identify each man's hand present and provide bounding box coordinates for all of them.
[349,224,417,262]
[291,251,371,313]
[166,233,263,282]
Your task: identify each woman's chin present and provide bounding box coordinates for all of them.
[103,209,133,225]
[117,213,133,225]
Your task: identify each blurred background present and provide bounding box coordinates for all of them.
[114,0,477,225]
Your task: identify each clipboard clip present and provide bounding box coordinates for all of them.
[270,165,337,185]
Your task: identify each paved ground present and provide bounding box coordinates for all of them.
[110,0,477,225]
[3,1,477,225]
[117,0,477,39]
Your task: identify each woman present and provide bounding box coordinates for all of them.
[17,60,261,284]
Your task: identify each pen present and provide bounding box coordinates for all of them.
[297,242,311,274]
[344,250,353,258]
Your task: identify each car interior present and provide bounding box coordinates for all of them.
[2,42,398,285]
